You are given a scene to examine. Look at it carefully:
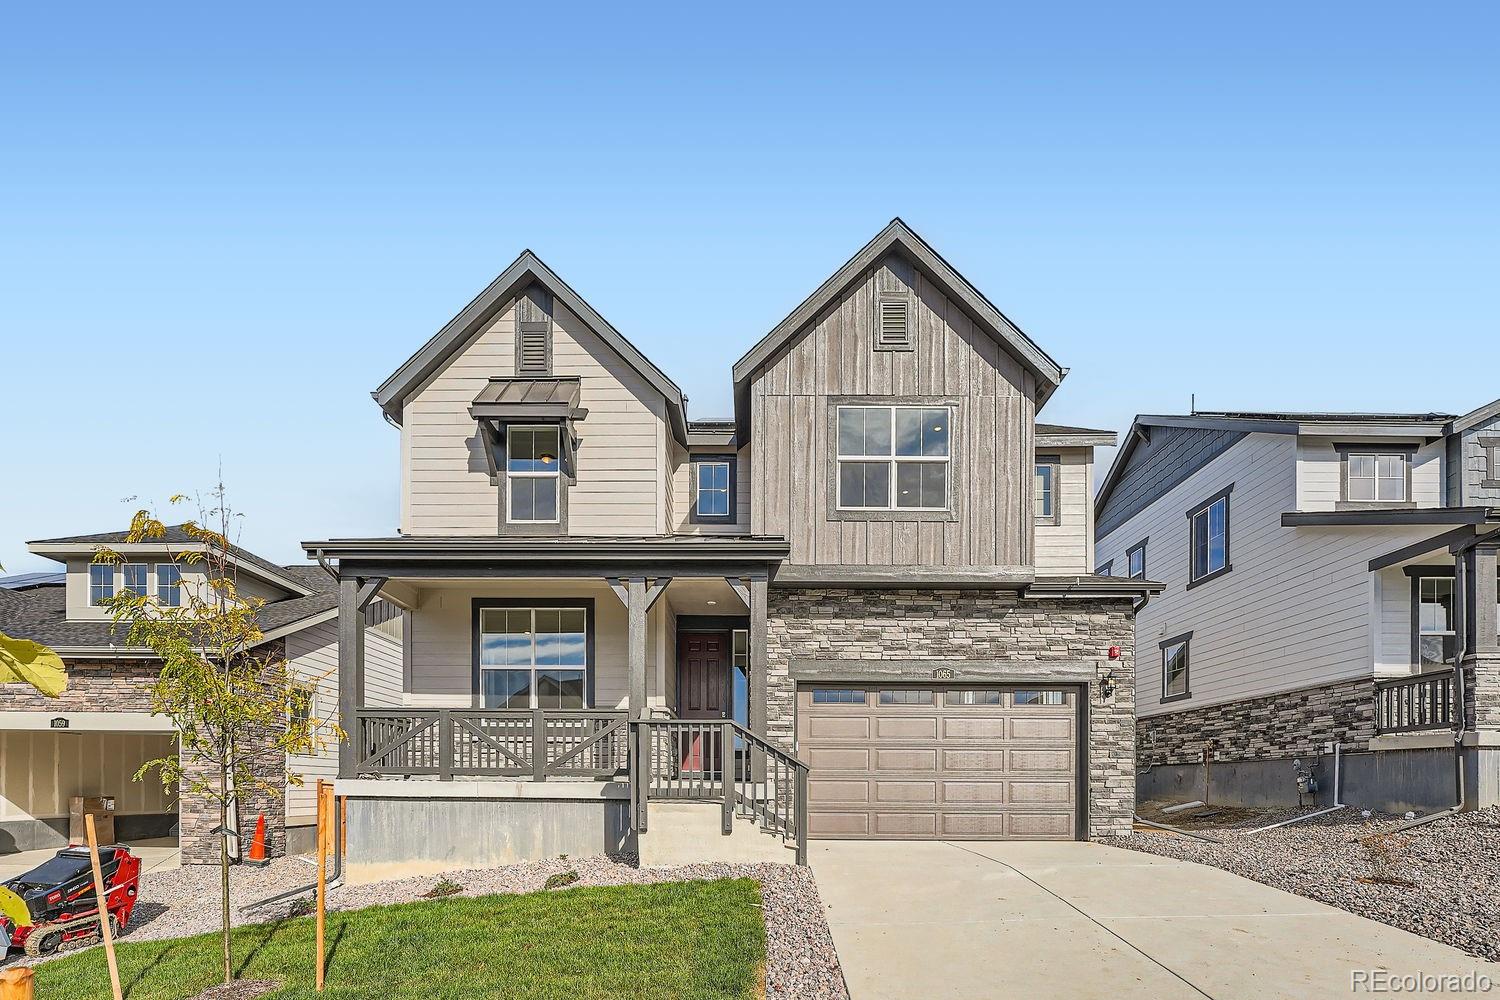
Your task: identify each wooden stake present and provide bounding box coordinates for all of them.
[84,814,124,1000]
[0,968,36,1000]
[315,778,328,992]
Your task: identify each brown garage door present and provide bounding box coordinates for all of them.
[797,684,1081,840]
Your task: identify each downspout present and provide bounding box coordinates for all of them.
[1381,615,1470,836]
[242,798,345,913]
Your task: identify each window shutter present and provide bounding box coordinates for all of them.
[515,284,553,376]
[876,297,911,351]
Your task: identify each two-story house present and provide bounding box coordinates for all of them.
[305,220,1158,879]
[0,528,402,862]
[1094,404,1500,814]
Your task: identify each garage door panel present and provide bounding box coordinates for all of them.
[1008,780,1073,803]
[873,748,938,771]
[941,782,1006,804]
[810,812,870,837]
[874,780,937,803]
[806,747,870,770]
[874,813,938,837]
[800,684,1080,841]
[806,715,870,740]
[809,779,870,804]
[1010,748,1074,772]
[874,716,939,740]
[942,716,1008,740]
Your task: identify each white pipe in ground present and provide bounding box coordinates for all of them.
[1248,743,1346,834]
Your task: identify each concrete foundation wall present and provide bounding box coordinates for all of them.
[1138,747,1465,815]
[344,794,632,882]
[638,801,798,867]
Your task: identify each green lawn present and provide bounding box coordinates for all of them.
[30,878,767,1000]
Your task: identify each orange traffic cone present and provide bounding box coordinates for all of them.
[246,814,268,865]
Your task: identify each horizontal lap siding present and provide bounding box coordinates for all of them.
[404,582,668,712]
[669,443,752,534]
[1096,433,1442,717]
[402,298,667,536]
[749,257,1035,567]
[285,619,402,823]
[1295,438,1446,511]
[1035,449,1092,575]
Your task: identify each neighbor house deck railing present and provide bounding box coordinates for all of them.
[354,709,629,780]
[629,719,809,865]
[1374,673,1454,734]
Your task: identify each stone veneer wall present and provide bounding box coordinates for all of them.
[1,653,291,864]
[764,588,1138,839]
[1136,677,1377,769]
[1464,654,1500,732]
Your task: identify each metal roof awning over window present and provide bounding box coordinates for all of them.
[468,377,584,422]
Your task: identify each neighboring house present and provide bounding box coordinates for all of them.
[1094,404,1500,813]
[0,528,401,861]
[304,219,1158,879]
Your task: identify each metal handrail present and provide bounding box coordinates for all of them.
[1374,673,1453,734]
[629,718,809,865]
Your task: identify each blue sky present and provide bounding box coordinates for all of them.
[3,2,1496,573]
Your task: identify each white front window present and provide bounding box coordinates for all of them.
[1417,576,1456,669]
[477,606,587,709]
[1348,452,1407,502]
[506,425,561,524]
[121,563,148,597]
[156,563,182,607]
[88,564,114,605]
[836,405,950,510]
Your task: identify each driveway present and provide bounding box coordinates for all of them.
[0,837,180,881]
[812,840,1500,999]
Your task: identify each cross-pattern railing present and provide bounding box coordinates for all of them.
[630,719,809,865]
[355,709,629,780]
[1374,673,1454,734]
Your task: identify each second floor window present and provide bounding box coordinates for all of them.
[88,564,114,605]
[1188,487,1232,587]
[1035,461,1058,522]
[1347,452,1408,503]
[1127,540,1147,580]
[693,458,734,521]
[507,425,560,524]
[122,563,148,597]
[836,405,950,511]
[156,563,182,607]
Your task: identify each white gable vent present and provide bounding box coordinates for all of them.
[876,296,912,351]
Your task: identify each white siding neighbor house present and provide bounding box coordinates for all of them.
[1095,403,1500,813]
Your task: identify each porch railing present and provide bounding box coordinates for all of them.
[1374,674,1454,734]
[629,719,809,865]
[355,709,629,780]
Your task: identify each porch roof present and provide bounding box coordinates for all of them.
[302,534,791,578]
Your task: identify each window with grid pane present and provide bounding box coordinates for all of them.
[477,606,587,709]
[155,563,182,607]
[506,425,561,524]
[1347,452,1407,502]
[88,564,114,605]
[1416,576,1456,668]
[695,460,732,519]
[836,405,950,510]
[121,563,148,597]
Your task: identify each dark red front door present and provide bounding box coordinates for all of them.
[677,632,730,773]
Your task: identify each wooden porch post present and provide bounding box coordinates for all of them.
[337,574,387,779]
[1473,543,1499,654]
[337,576,363,779]
[749,576,769,783]
[609,576,671,721]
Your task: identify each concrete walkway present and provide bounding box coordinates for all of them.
[812,840,1500,1000]
[0,837,180,880]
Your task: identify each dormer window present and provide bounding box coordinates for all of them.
[1348,452,1407,502]
[88,564,114,605]
[507,426,561,524]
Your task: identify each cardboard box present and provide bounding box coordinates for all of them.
[69,795,117,844]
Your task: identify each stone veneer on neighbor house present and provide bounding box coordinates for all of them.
[764,588,1139,839]
[1136,677,1377,769]
[1,651,293,864]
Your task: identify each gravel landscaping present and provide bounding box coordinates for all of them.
[1109,802,1500,963]
[5,853,847,1000]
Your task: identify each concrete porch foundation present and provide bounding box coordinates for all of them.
[638,801,799,867]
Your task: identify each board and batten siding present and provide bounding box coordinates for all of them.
[747,255,1036,568]
[1034,448,1094,575]
[403,581,671,713]
[0,731,178,826]
[400,296,670,536]
[1295,437,1445,511]
[1096,433,1443,719]
[669,444,752,535]
[284,619,402,823]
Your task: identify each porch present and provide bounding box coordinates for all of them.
[1369,525,1498,736]
[306,536,809,870]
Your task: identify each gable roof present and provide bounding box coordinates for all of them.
[28,525,317,598]
[730,219,1067,427]
[1449,397,1500,435]
[373,251,689,443]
